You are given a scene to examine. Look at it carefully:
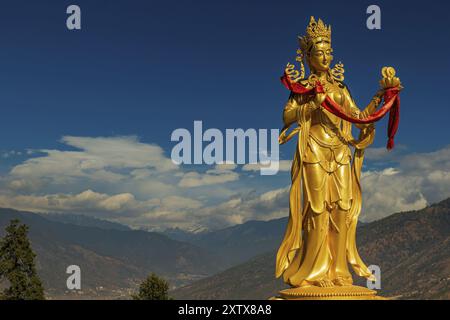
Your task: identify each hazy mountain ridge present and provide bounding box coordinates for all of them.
[162,218,287,268]
[172,198,450,300]
[0,208,223,298]
[39,212,132,231]
[1,198,449,299]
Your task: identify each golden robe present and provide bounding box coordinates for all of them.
[276,80,377,286]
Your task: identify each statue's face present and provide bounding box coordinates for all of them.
[308,40,333,72]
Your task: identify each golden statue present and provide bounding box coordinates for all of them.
[275,17,402,300]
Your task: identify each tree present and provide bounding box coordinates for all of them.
[132,273,171,300]
[0,219,45,300]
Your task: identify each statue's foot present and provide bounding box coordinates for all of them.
[332,276,353,286]
[312,278,334,288]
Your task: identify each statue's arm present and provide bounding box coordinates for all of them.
[342,84,382,129]
[283,92,315,127]
[360,90,384,118]
[279,92,315,144]
[283,93,300,127]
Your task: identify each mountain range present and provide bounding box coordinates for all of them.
[162,218,287,268]
[0,198,449,299]
[0,208,222,299]
[171,198,450,300]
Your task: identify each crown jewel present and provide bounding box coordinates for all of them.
[299,16,332,51]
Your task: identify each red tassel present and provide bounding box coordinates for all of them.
[387,138,394,150]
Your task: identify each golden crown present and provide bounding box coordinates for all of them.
[299,16,332,52]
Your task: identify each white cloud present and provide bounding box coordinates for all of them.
[0,136,242,230]
[178,164,239,187]
[364,144,408,162]
[242,160,292,172]
[160,196,203,210]
[0,135,448,231]
[360,169,428,221]
[7,136,178,195]
[196,187,289,229]
[61,136,176,172]
[0,190,144,215]
[360,145,450,221]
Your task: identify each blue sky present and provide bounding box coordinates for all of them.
[0,0,448,230]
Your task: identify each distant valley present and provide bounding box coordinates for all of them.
[1,198,449,299]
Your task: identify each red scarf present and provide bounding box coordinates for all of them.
[281,73,401,150]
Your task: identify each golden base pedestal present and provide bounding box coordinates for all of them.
[271,285,386,300]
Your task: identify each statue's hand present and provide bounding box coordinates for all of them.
[380,76,402,89]
[380,67,402,90]
[350,107,360,118]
